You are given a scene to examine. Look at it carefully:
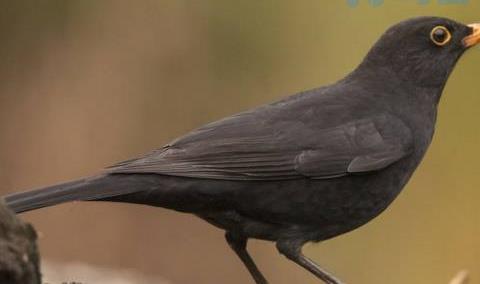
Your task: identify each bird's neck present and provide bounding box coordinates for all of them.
[340,60,442,139]
[346,59,446,106]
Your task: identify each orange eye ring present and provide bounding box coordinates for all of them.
[430,26,452,46]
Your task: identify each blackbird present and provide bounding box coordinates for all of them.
[4,17,480,284]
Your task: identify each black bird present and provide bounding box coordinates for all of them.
[4,17,480,284]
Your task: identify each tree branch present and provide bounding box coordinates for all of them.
[450,270,469,284]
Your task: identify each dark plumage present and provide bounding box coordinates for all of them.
[4,17,480,284]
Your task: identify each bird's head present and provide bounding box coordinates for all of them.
[360,17,479,89]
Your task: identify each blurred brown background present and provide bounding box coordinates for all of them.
[0,1,479,284]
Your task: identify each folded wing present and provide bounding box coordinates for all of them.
[108,111,413,181]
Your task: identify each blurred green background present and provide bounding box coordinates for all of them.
[0,1,479,283]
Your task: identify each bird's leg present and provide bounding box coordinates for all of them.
[276,239,344,284]
[225,232,268,284]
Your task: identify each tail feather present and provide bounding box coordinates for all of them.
[4,175,142,214]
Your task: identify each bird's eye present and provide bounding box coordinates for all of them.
[430,26,452,46]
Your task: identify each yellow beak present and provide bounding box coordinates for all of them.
[463,23,480,47]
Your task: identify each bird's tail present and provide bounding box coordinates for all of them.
[4,175,142,214]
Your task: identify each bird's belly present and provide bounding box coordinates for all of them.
[193,174,406,242]
[231,161,417,241]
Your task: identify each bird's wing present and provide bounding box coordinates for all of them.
[108,110,413,180]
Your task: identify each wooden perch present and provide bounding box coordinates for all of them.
[450,270,469,284]
[0,199,41,284]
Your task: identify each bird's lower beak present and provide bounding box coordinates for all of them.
[463,23,480,48]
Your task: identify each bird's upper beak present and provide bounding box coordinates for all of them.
[463,23,480,48]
